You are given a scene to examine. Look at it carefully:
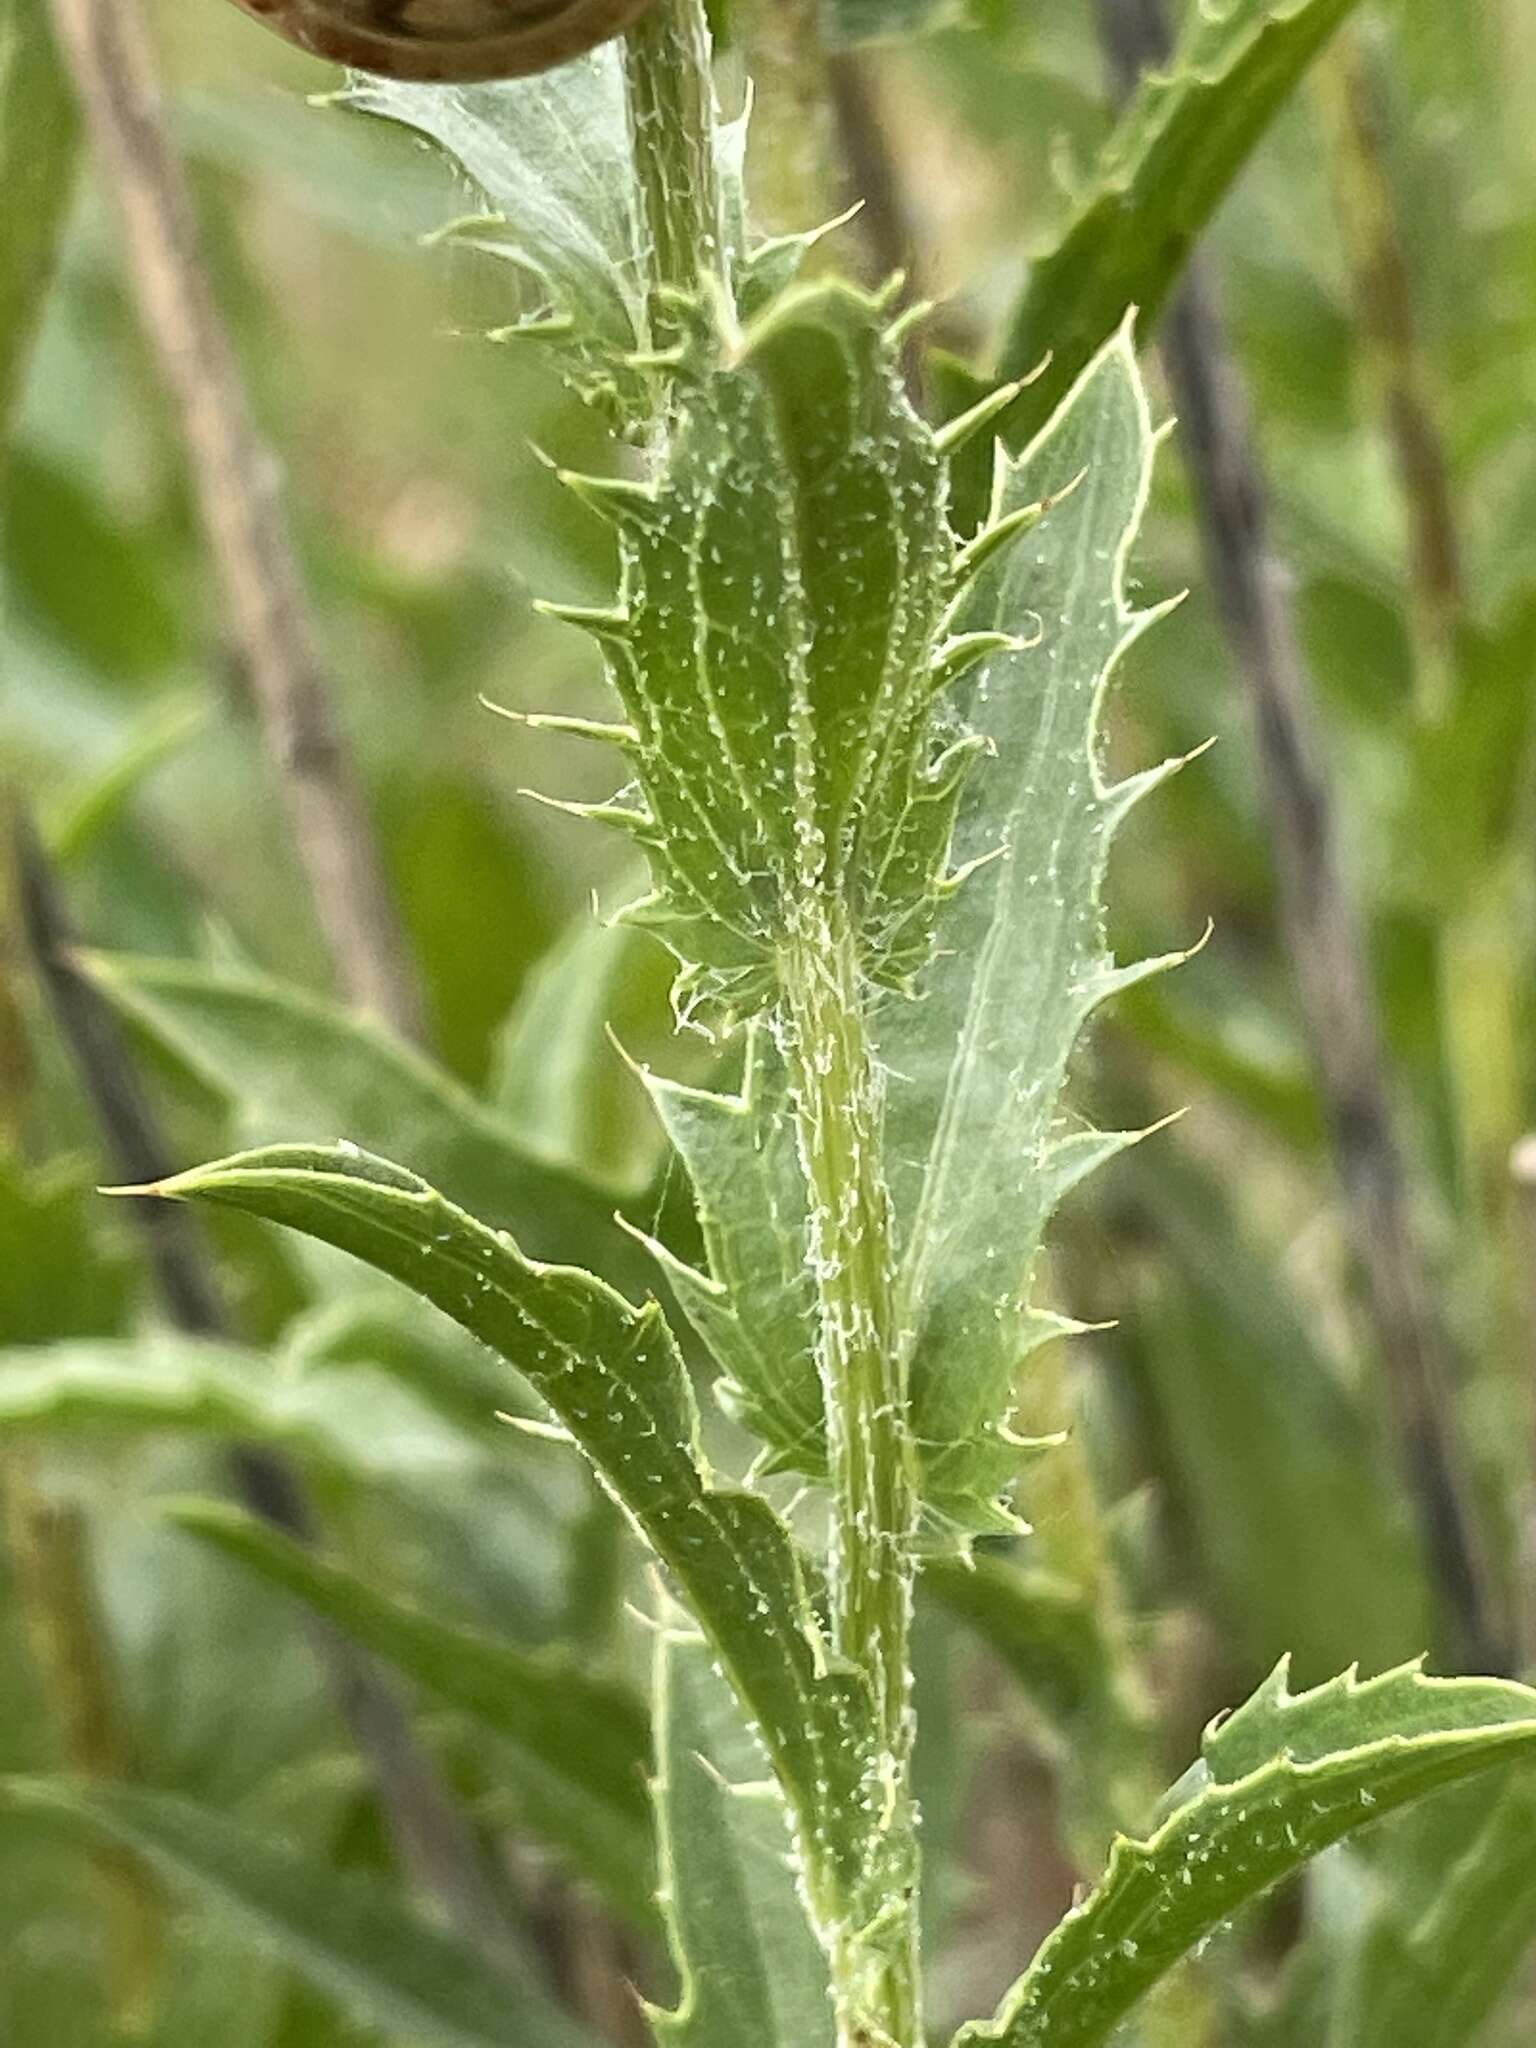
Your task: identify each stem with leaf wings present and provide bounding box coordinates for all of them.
[779,904,922,2048]
[625,6,922,2039]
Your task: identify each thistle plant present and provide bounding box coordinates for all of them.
[84,5,1536,2047]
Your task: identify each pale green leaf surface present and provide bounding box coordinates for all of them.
[652,1629,834,2048]
[166,1499,656,1923]
[0,1336,486,1484]
[0,1779,594,2048]
[144,1144,882,1931]
[340,50,804,423]
[955,1660,1536,2048]
[639,1032,821,1475]
[79,951,631,1273]
[880,322,1175,1531]
[491,913,683,1198]
[995,0,1363,447]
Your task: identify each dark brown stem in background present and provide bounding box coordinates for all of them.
[1096,0,1508,1677]
[10,810,527,1972]
[44,0,423,1042]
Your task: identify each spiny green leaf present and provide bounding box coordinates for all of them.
[954,1659,1536,2048]
[651,1628,835,2048]
[0,1778,595,2048]
[637,1032,822,1476]
[0,0,78,463]
[995,0,1364,448]
[340,48,815,426]
[138,1144,884,1934]
[165,1498,657,1925]
[79,951,633,1273]
[551,278,988,1021]
[880,320,1184,1536]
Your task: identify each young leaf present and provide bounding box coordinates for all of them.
[551,277,982,1021]
[953,1660,1536,2048]
[165,1498,656,1923]
[0,1778,594,2048]
[80,951,632,1273]
[995,0,1364,448]
[341,48,811,424]
[652,1628,835,2048]
[639,1032,822,1477]
[880,320,1180,1536]
[135,1144,883,1935]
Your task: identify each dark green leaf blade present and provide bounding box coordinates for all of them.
[166,1498,656,1923]
[0,1778,595,2048]
[139,1144,879,1934]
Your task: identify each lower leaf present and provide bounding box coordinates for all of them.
[953,1658,1536,2048]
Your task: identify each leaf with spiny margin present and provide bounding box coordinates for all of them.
[995,0,1363,448]
[0,1778,595,2048]
[79,951,635,1278]
[553,278,993,1020]
[637,1031,822,1477]
[166,1498,657,1927]
[652,1628,835,2048]
[879,321,1182,1536]
[137,1143,882,1934]
[953,1659,1536,2048]
[341,50,816,426]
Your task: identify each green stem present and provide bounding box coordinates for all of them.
[623,0,726,322]
[779,903,921,2048]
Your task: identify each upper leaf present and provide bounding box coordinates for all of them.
[953,1659,1536,2048]
[652,1628,835,2048]
[139,1144,886,1936]
[994,0,1364,448]
[880,321,1183,1535]
[553,278,993,1022]
[341,51,813,426]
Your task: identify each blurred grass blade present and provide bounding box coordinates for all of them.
[651,1629,835,2048]
[0,1335,486,1483]
[953,1660,1536,2048]
[167,1498,657,1923]
[1330,1780,1536,2048]
[1128,1151,1433,1680]
[995,0,1363,448]
[0,1778,596,2048]
[0,0,79,457]
[79,952,634,1273]
[138,1142,880,1934]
